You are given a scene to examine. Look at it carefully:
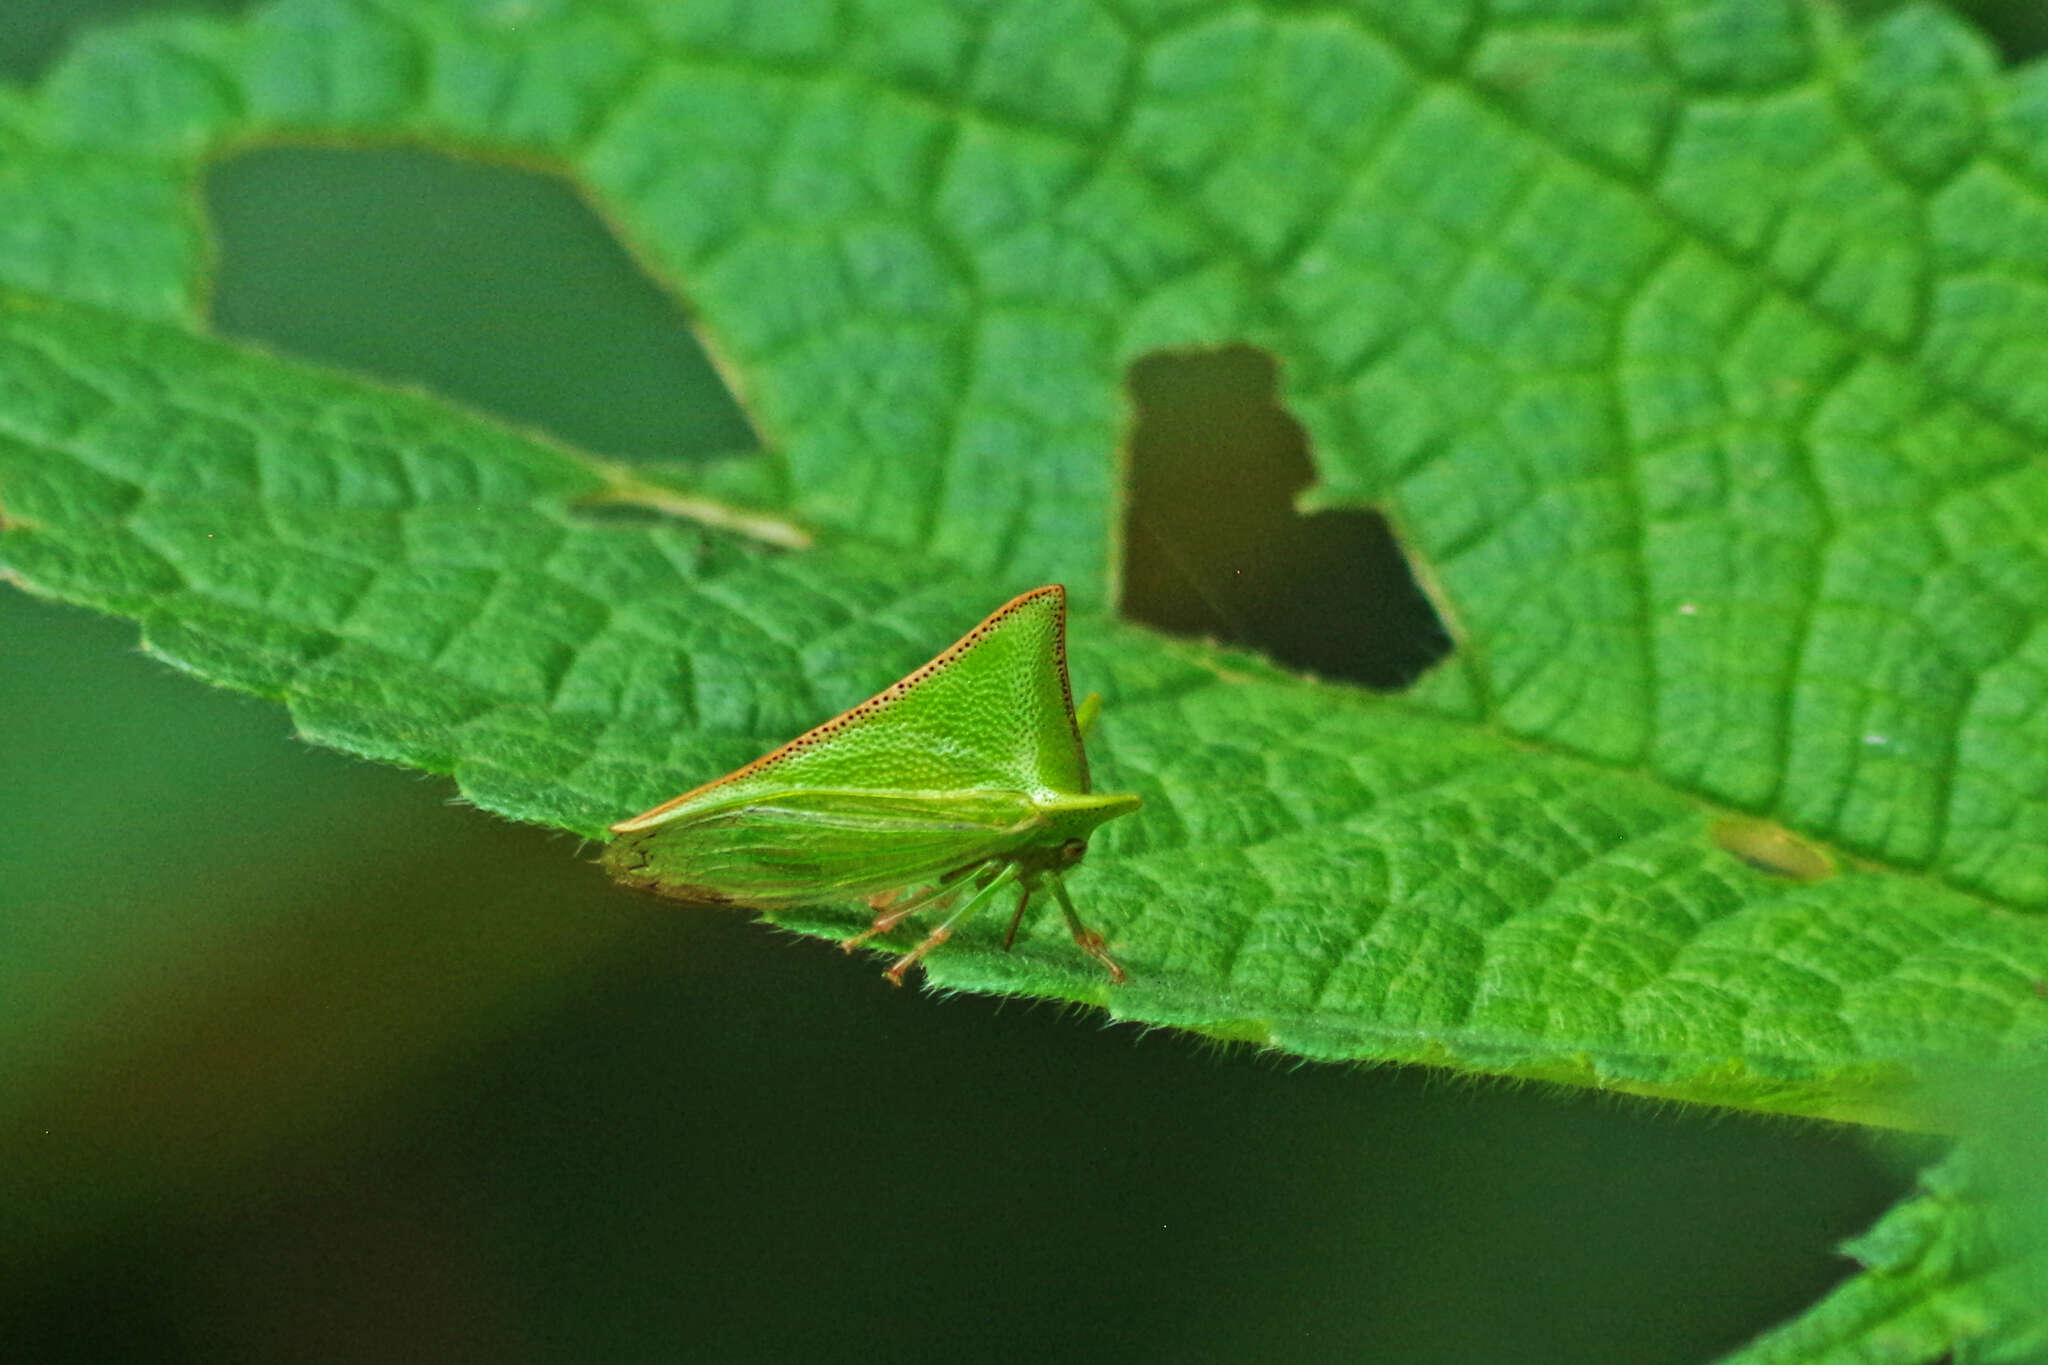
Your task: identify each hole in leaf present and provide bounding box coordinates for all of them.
[1712,817,1837,883]
[1955,0,2048,61]
[205,145,756,464]
[1843,0,2048,62]
[1119,346,1450,689]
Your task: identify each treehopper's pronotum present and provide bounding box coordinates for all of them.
[604,586,1141,984]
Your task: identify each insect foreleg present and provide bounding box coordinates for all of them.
[882,864,1021,987]
[1047,872,1128,984]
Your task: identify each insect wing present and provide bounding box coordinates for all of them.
[604,787,1041,910]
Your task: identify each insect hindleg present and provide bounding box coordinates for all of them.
[1047,873,1128,984]
[840,865,978,953]
[881,864,1021,987]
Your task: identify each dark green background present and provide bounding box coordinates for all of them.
[14,2,2040,1359]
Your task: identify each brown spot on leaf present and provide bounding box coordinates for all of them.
[1711,816,1836,883]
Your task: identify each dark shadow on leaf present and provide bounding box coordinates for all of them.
[1120,346,1450,690]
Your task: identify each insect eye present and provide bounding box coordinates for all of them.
[1060,839,1088,865]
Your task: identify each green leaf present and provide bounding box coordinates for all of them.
[1716,1147,2044,1364]
[5,288,2045,1133]
[6,0,2048,1130]
[1715,1071,2048,1365]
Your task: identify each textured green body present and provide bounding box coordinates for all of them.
[605,587,1140,944]
[608,785,1132,910]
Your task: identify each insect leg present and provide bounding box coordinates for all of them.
[839,865,978,953]
[1001,884,1034,950]
[1047,873,1129,984]
[882,865,1021,987]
